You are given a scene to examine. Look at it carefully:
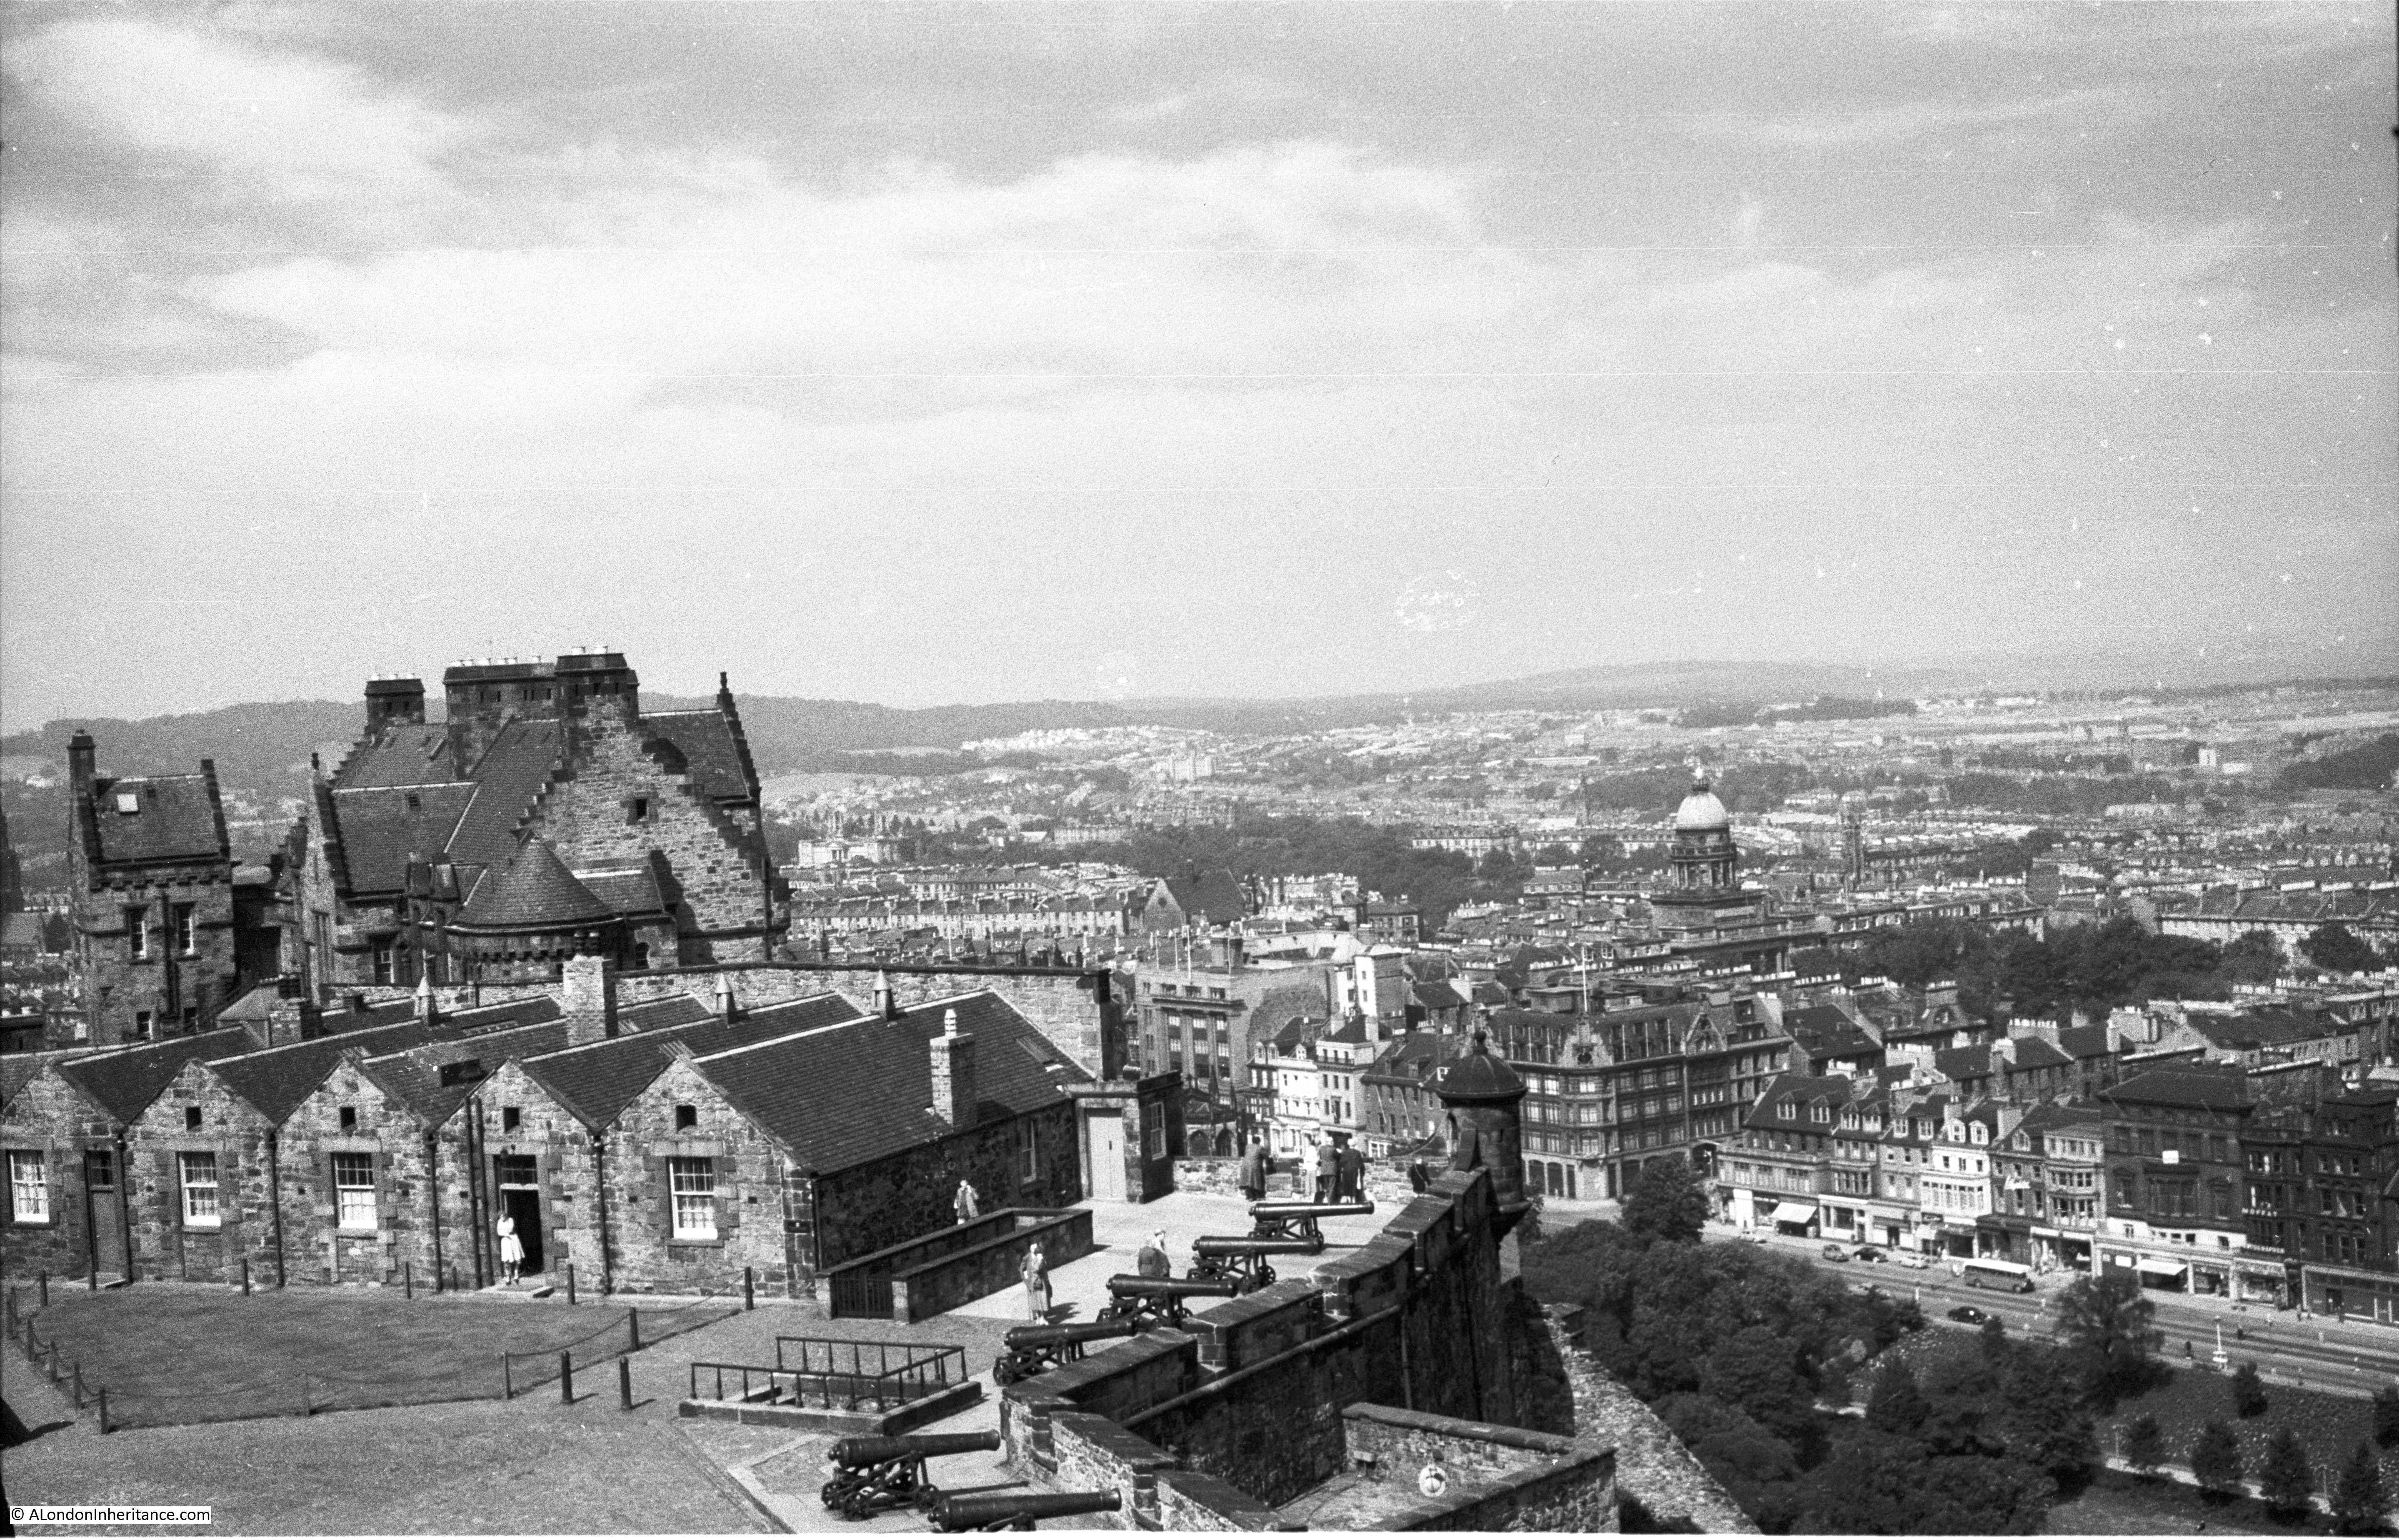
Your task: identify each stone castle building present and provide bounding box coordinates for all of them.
[287,651,786,994]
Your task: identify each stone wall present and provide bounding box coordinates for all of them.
[72,869,240,1045]
[1045,1410,1288,1531]
[890,1208,1095,1322]
[1537,1303,1756,1534]
[1337,1402,1618,1532]
[123,1060,275,1285]
[0,1070,114,1278]
[805,1101,1082,1275]
[283,1054,440,1286]
[1174,1157,1430,1206]
[582,1052,792,1295]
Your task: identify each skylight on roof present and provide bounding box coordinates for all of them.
[115,791,140,814]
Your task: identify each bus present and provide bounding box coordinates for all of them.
[1960,1258,2035,1293]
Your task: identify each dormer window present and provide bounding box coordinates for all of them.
[115,791,141,814]
[405,793,422,812]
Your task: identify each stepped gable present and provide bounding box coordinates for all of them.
[518,991,863,1129]
[445,719,566,869]
[204,997,562,1125]
[47,1028,256,1123]
[693,993,1080,1174]
[455,839,614,932]
[85,772,228,866]
[330,725,456,790]
[326,783,477,895]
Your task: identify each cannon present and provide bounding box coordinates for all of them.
[1247,1200,1374,1242]
[991,1317,1142,1386]
[1096,1273,1241,1329]
[821,1430,1005,1522]
[928,1489,1124,1532]
[1185,1235,1327,1294]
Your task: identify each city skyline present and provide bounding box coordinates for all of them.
[2,2,2392,731]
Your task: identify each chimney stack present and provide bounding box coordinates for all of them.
[67,730,96,800]
[875,970,897,1022]
[563,954,619,1046]
[715,973,739,1022]
[415,972,437,1024]
[930,1008,977,1127]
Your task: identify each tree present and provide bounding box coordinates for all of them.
[2122,1414,2167,1478]
[2334,1440,2389,1534]
[1980,1311,2012,1361]
[2052,1272,2161,1406]
[2191,1420,2247,1501]
[2232,1359,2269,1418]
[2260,1427,2318,1517]
[1698,1325,1815,1452]
[2374,1383,2399,1448]
[2304,922,2382,976]
[1621,1155,1709,1246]
[1996,1348,2097,1482]
[2222,929,2286,985]
[1865,1359,1932,1436]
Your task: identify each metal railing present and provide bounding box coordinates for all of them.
[685,1338,967,1413]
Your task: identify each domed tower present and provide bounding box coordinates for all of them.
[1669,772,1738,892]
[1430,1027,1529,1233]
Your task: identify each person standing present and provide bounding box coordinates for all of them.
[1313,1138,1338,1202]
[1022,1242,1051,1322]
[1238,1139,1269,1204]
[1137,1230,1172,1279]
[496,1212,525,1287]
[1337,1139,1367,1204]
[954,1178,981,1228]
[1407,1156,1432,1195]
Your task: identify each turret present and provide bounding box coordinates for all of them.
[1430,1026,1529,1232]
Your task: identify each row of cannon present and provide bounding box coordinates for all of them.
[815,1200,1376,1526]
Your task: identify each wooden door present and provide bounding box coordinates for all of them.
[1089,1113,1127,1202]
[84,1149,127,1278]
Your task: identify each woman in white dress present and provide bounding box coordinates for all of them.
[497,1213,525,1285]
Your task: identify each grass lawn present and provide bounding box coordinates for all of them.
[18,1288,732,1428]
[2047,1468,2333,1535]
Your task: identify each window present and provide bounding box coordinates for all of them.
[180,1152,221,1228]
[127,910,149,961]
[501,1106,521,1134]
[334,1153,377,1230]
[8,1152,48,1224]
[172,905,197,955]
[185,1106,202,1132]
[628,797,650,824]
[1020,1125,1039,1182]
[668,1157,716,1240]
[338,1106,357,1133]
[674,1104,698,1132]
[372,943,395,986]
[132,1010,154,1042]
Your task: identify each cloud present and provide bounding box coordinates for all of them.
[1691,88,2147,149]
[9,16,465,210]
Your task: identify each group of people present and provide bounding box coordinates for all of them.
[1311,1136,1368,1203]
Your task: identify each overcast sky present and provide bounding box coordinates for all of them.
[2,2,2391,728]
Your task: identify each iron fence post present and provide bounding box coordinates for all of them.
[560,1351,575,1405]
[619,1356,633,1411]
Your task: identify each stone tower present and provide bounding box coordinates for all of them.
[1430,1026,1529,1233]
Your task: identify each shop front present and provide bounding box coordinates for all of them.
[2231,1253,2288,1307]
[1822,1202,1868,1243]
[2135,1255,2191,1292]
[1979,1214,2032,1263]
[2030,1225,2094,1273]
[1769,1200,1820,1237]
[2303,1263,2399,1324]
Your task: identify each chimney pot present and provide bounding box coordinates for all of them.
[564,955,619,1045]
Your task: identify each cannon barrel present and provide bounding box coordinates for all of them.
[1247,1201,1374,1219]
[930,1490,1123,1531]
[1192,1234,1327,1258]
[1105,1274,1241,1299]
[827,1430,1004,1468]
[1002,1318,1140,1350]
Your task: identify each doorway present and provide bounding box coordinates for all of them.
[84,1149,127,1279]
[495,1155,545,1275]
[1088,1113,1127,1202]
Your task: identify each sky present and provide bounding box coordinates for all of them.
[1,1,2392,729]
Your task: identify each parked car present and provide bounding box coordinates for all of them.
[1747,1232,1769,1245]
[1897,1252,1932,1270]
[1946,1305,1992,1325]
[1854,1245,1885,1263]
[1821,1243,1849,1261]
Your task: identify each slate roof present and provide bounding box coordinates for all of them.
[618,994,719,1033]
[330,784,477,895]
[1746,1071,1854,1133]
[1934,1046,1992,1082]
[445,719,564,870]
[455,840,612,931]
[331,725,458,790]
[1782,1004,1881,1063]
[694,993,1080,1174]
[52,1028,260,1124]
[203,997,562,1125]
[520,992,863,1130]
[1412,979,1468,1012]
[645,711,753,804]
[359,1019,577,1124]
[574,862,670,920]
[1363,1031,1453,1084]
[1249,983,1328,1042]
[2006,1036,2075,1070]
[1160,870,1248,925]
[2103,1066,2254,1112]
[2056,1025,2114,1061]
[87,775,227,865]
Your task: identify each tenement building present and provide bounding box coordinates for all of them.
[285,652,785,993]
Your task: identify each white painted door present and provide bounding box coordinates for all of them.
[1090,1114,1127,1202]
